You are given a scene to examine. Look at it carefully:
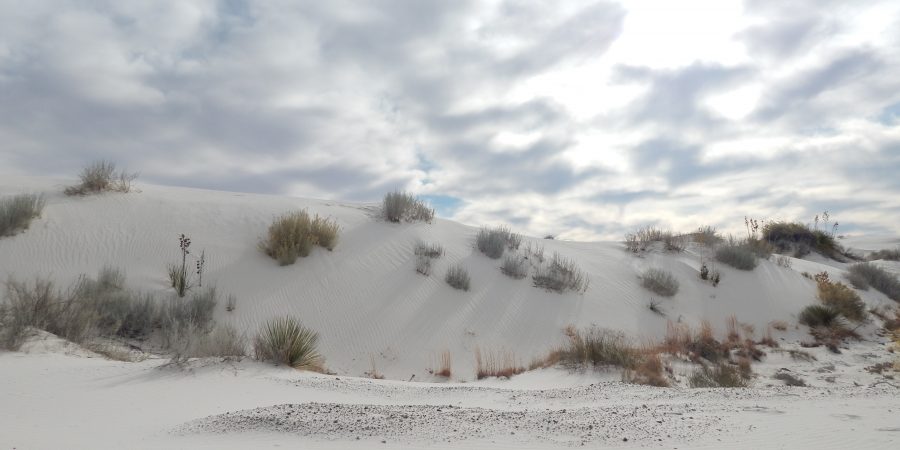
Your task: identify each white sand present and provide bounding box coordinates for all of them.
[1,176,898,449]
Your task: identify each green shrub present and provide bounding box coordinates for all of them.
[799,304,842,328]
[0,193,45,237]
[762,221,841,258]
[382,191,433,223]
[253,317,322,370]
[846,263,900,302]
[640,268,679,297]
[715,245,758,270]
[261,210,340,266]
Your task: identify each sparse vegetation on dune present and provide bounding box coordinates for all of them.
[640,268,679,297]
[382,191,434,223]
[0,193,45,237]
[476,225,521,259]
[814,272,867,322]
[500,254,528,279]
[532,252,589,294]
[715,244,758,270]
[431,351,452,378]
[475,348,525,379]
[846,263,900,302]
[253,316,323,370]
[689,361,749,388]
[762,221,842,259]
[260,210,340,266]
[868,247,900,261]
[445,264,471,291]
[64,160,138,196]
[414,240,444,276]
[558,327,640,370]
[625,226,685,253]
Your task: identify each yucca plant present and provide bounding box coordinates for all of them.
[798,304,842,328]
[254,317,323,370]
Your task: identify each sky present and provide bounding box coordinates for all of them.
[2,0,900,241]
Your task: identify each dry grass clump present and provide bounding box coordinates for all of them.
[846,263,900,302]
[868,247,900,261]
[691,225,721,246]
[475,348,525,379]
[414,241,444,276]
[169,324,247,361]
[625,350,670,387]
[253,316,322,370]
[382,191,434,223]
[625,226,685,253]
[689,361,749,388]
[431,351,452,378]
[773,370,807,387]
[476,225,521,259]
[663,321,730,363]
[500,254,528,279]
[559,327,640,370]
[261,210,339,266]
[532,252,589,294]
[445,264,471,291]
[0,193,45,237]
[64,160,137,196]
[715,244,758,270]
[640,268,679,297]
[762,221,841,259]
[814,272,867,322]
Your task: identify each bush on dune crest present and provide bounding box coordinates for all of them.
[64,160,138,196]
[762,221,841,259]
[261,210,340,266]
[382,191,434,223]
[254,317,323,370]
[0,193,46,237]
[476,225,521,259]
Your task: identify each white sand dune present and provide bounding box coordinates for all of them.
[1,176,899,449]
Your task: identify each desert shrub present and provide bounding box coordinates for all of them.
[846,263,900,302]
[715,245,757,270]
[414,241,443,276]
[762,221,841,259]
[799,304,842,328]
[261,210,339,266]
[0,193,46,237]
[559,327,639,370]
[170,323,247,361]
[253,316,322,370]
[532,252,589,294]
[445,264,470,291]
[815,274,867,322]
[382,191,434,223]
[159,288,218,349]
[868,248,900,261]
[474,348,525,379]
[0,269,163,349]
[640,268,679,297]
[774,255,792,268]
[64,160,137,196]
[500,255,528,279]
[523,241,545,263]
[662,321,729,364]
[476,225,521,259]
[625,351,670,387]
[624,226,683,252]
[689,362,749,388]
[692,225,721,246]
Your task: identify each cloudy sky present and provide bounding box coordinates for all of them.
[2,0,900,240]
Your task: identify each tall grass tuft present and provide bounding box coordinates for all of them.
[500,254,528,279]
[445,264,471,291]
[253,317,323,370]
[382,191,434,223]
[0,193,46,237]
[559,327,639,370]
[640,268,679,297]
[261,210,340,266]
[715,245,758,270]
[532,252,589,294]
[475,225,521,259]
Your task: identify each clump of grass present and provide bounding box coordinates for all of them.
[433,351,452,378]
[559,327,640,370]
[382,191,434,223]
[260,210,340,266]
[868,247,900,261]
[624,226,684,253]
[815,272,867,322]
[414,241,444,276]
[532,252,589,294]
[476,225,521,259]
[715,245,758,270]
[846,263,900,302]
[689,362,749,388]
[64,160,137,195]
[253,317,322,370]
[625,350,670,387]
[500,255,528,279]
[474,348,525,379]
[169,324,247,362]
[663,321,729,364]
[692,225,721,246]
[0,193,46,237]
[640,268,679,297]
[445,264,471,291]
[799,304,842,328]
[762,221,842,259]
